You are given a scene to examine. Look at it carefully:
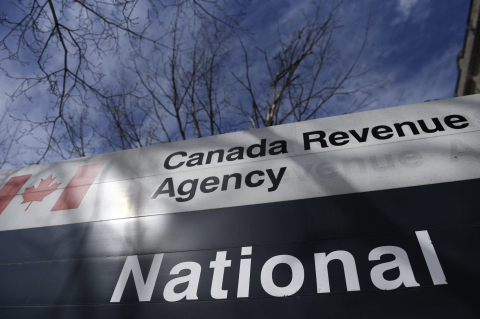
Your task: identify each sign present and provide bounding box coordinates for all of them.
[1,95,480,318]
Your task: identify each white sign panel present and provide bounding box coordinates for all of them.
[1,95,480,231]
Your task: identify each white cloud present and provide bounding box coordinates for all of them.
[396,0,421,19]
[394,0,430,24]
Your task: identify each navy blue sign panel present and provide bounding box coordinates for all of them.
[0,179,479,317]
[0,226,475,304]
[1,95,480,318]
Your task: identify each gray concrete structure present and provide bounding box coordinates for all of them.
[456,0,480,96]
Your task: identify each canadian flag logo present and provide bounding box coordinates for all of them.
[0,163,103,214]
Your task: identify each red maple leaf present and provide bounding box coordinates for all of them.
[21,175,61,211]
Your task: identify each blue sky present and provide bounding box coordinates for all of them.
[0,0,472,168]
[230,0,470,109]
[343,0,469,108]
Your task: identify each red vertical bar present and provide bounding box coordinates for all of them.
[0,175,32,215]
[51,163,104,211]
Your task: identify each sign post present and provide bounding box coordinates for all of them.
[1,94,480,318]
